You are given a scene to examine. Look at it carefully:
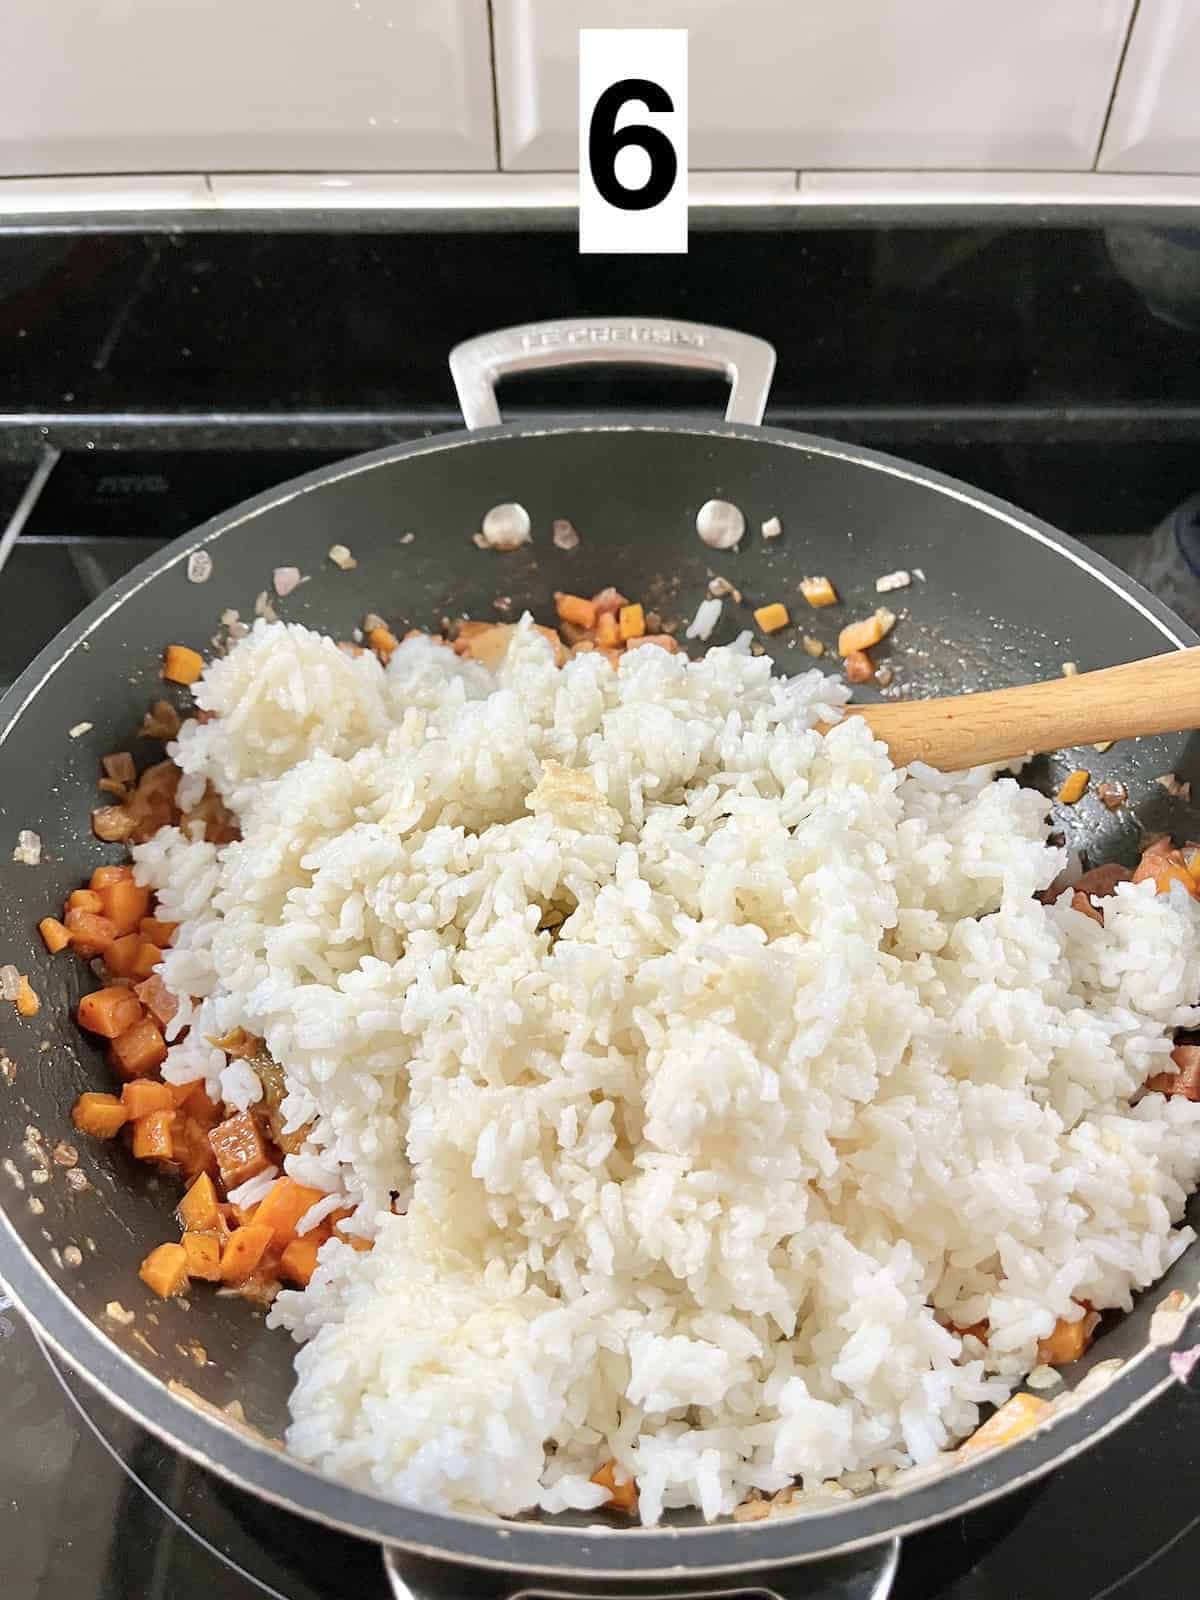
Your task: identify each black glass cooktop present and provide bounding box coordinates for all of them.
[2,219,1200,1599]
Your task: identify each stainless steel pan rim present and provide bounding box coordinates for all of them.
[2,410,1199,1580]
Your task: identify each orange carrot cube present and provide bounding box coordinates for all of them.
[139,1242,190,1298]
[162,645,204,686]
[71,1091,128,1139]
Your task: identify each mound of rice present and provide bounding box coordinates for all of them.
[132,616,1200,1524]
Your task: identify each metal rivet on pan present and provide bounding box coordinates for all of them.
[476,503,532,550]
[186,550,213,583]
[696,499,745,550]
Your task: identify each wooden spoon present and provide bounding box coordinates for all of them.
[845,649,1200,771]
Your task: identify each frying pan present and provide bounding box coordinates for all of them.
[2,317,1199,1600]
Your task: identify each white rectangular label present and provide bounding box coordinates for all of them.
[578,28,687,255]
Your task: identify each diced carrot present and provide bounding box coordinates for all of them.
[591,587,629,617]
[589,612,615,649]
[252,1177,327,1250]
[38,917,71,954]
[181,1232,222,1281]
[65,908,118,958]
[71,1091,128,1139]
[555,593,597,630]
[172,1113,219,1181]
[279,1234,323,1287]
[139,1242,190,1298]
[800,576,838,608]
[838,608,896,657]
[219,1223,274,1284]
[134,972,178,1027]
[104,932,143,977]
[162,644,204,686]
[90,864,134,889]
[844,649,874,684]
[67,889,103,915]
[959,1393,1049,1457]
[1132,845,1198,897]
[182,1084,223,1130]
[1056,769,1090,806]
[139,917,177,948]
[367,625,399,661]
[626,634,680,653]
[77,986,143,1039]
[590,1459,638,1512]
[618,603,646,641]
[97,878,151,936]
[15,976,39,1017]
[178,1171,221,1233]
[1146,1043,1200,1101]
[1037,1312,1094,1366]
[208,1111,271,1190]
[120,1080,176,1119]
[753,603,789,635]
[130,942,163,981]
[132,1109,174,1161]
[109,1015,168,1079]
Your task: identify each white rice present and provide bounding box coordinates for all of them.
[131,615,1200,1525]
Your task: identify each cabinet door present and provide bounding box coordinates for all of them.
[494,0,1134,172]
[1100,0,1200,172]
[0,0,495,175]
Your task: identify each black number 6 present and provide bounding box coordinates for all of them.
[588,77,678,212]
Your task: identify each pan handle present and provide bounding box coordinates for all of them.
[382,1536,899,1599]
[448,318,777,430]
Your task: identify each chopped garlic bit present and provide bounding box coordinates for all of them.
[400,532,415,545]
[707,575,742,603]
[1093,740,1114,754]
[68,722,93,739]
[912,567,926,582]
[761,515,782,540]
[327,543,357,571]
[552,519,579,551]
[1156,772,1192,800]
[272,566,306,598]
[800,576,838,609]
[1025,1364,1063,1392]
[875,664,894,688]
[186,549,213,584]
[12,829,42,866]
[1061,661,1078,678]
[875,569,911,593]
[686,597,723,641]
[695,499,745,550]
[477,503,531,551]
[801,635,825,658]
[0,966,19,1002]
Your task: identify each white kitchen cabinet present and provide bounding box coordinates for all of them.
[0,0,495,176]
[1100,0,1200,172]
[493,0,1135,172]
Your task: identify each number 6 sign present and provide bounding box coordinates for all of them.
[579,29,687,255]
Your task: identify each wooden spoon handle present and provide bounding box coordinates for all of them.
[847,648,1200,771]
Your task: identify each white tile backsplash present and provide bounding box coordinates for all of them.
[493,0,1135,172]
[0,0,496,176]
[1099,0,1200,173]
